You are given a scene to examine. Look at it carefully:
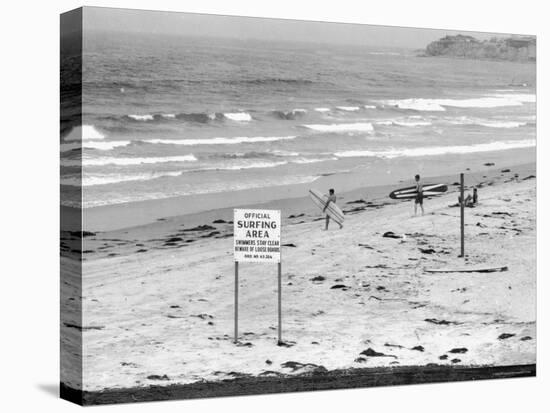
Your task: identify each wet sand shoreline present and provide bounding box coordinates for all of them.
[63,147,535,232]
[62,161,536,262]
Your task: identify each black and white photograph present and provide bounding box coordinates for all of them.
[58,4,538,406]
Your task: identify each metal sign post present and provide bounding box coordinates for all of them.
[234,261,238,344]
[278,262,282,344]
[460,173,465,258]
[233,209,282,344]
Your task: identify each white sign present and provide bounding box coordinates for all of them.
[234,209,281,263]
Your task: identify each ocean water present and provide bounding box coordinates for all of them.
[60,31,536,208]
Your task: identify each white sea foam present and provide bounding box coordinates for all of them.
[336,106,360,111]
[64,161,291,186]
[383,99,447,111]
[62,171,183,187]
[270,150,300,157]
[314,108,331,112]
[64,156,332,188]
[382,94,535,111]
[63,125,106,141]
[78,175,321,206]
[476,121,527,128]
[303,122,374,133]
[376,120,432,127]
[293,157,338,164]
[364,105,377,109]
[144,136,297,146]
[85,140,132,150]
[188,159,318,172]
[395,121,432,127]
[446,117,528,128]
[222,161,289,170]
[183,158,326,173]
[128,114,155,121]
[441,97,525,108]
[60,141,131,152]
[61,140,132,152]
[335,139,535,159]
[161,113,176,119]
[224,112,252,122]
[61,154,197,167]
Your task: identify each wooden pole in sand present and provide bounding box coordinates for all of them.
[277,261,282,344]
[234,261,239,343]
[460,173,465,257]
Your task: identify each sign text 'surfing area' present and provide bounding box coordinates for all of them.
[234,209,281,263]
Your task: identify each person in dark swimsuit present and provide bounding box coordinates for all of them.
[458,188,478,207]
[414,174,424,216]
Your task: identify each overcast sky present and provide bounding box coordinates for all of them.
[82,6,514,49]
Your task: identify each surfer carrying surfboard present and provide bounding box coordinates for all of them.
[323,189,343,230]
[309,188,345,229]
[414,174,425,216]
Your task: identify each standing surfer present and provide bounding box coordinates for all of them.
[323,188,343,230]
[414,174,424,216]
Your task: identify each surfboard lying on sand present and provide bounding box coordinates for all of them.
[309,189,345,225]
[389,183,448,200]
[425,266,508,274]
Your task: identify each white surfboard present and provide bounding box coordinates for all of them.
[389,183,448,200]
[309,189,345,225]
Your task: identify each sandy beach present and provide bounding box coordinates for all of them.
[60,161,536,397]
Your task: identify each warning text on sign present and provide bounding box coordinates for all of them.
[234,209,281,263]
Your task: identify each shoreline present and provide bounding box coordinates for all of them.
[62,363,536,405]
[63,161,536,262]
[68,147,536,232]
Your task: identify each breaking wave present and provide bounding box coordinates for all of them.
[177,112,218,123]
[303,122,374,133]
[62,171,183,187]
[62,154,198,167]
[381,94,535,111]
[446,117,528,128]
[127,114,155,121]
[144,135,297,146]
[124,111,250,123]
[376,120,432,127]
[76,175,321,207]
[270,109,307,120]
[336,106,360,111]
[335,139,535,159]
[223,112,252,122]
[62,125,106,141]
